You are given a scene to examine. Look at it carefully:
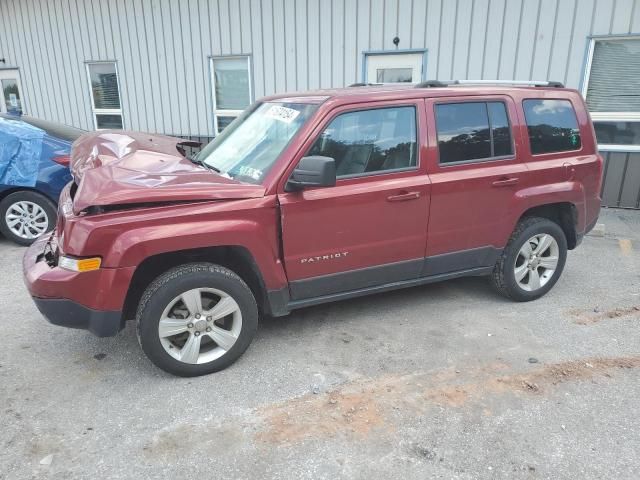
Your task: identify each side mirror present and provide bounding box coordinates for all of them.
[285,156,336,192]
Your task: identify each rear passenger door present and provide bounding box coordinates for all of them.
[424,96,527,273]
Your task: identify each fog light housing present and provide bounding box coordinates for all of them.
[58,255,101,272]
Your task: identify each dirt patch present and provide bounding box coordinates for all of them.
[569,305,640,325]
[255,386,387,445]
[427,356,640,405]
[496,356,640,392]
[255,356,640,444]
[424,385,469,406]
[136,357,640,450]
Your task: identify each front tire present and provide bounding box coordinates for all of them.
[491,216,568,302]
[0,191,56,246]
[136,263,258,377]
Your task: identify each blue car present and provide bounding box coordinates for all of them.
[0,114,84,245]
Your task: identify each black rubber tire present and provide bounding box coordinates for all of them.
[0,191,57,246]
[490,216,568,302]
[136,263,258,377]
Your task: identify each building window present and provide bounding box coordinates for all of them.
[522,99,581,155]
[583,37,640,151]
[211,56,252,134]
[86,62,123,129]
[1,78,23,115]
[435,102,513,164]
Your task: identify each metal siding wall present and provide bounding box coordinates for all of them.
[0,1,637,134]
[601,152,640,209]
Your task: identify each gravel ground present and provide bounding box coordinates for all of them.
[1,208,639,480]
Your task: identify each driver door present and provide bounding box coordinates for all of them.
[277,100,431,300]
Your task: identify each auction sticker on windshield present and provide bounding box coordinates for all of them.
[238,165,262,180]
[265,105,300,124]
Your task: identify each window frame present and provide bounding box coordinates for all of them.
[85,61,124,130]
[304,104,421,180]
[362,49,428,84]
[210,54,253,135]
[433,99,515,167]
[581,34,640,152]
[522,98,583,157]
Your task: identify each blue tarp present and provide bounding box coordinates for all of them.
[0,116,44,187]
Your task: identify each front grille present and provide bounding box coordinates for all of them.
[57,204,64,231]
[40,231,59,267]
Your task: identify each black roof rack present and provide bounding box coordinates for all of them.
[348,82,384,87]
[415,79,565,88]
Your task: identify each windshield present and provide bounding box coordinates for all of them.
[197,101,318,184]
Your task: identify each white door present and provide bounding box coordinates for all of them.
[366,53,424,83]
[0,69,24,115]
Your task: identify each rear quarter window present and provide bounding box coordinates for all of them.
[522,99,581,155]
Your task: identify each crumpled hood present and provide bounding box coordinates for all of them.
[69,131,265,214]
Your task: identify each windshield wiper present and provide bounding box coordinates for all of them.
[187,153,202,164]
[189,154,222,173]
[203,163,222,173]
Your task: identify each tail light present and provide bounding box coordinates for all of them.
[53,154,70,166]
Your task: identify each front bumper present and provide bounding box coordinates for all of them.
[23,233,134,337]
[33,297,122,337]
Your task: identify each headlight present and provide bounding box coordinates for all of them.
[58,255,101,272]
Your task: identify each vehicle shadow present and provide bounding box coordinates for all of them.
[71,275,505,379]
[257,275,507,337]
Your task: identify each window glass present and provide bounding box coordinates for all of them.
[2,79,22,115]
[436,102,491,163]
[308,106,417,177]
[594,121,640,146]
[585,38,640,148]
[88,63,121,110]
[95,114,123,129]
[523,99,581,154]
[216,116,237,132]
[87,62,123,130]
[376,68,413,83]
[586,39,640,113]
[213,57,251,110]
[199,102,317,184]
[488,102,512,156]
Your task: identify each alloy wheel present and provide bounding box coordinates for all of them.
[514,233,560,291]
[158,287,243,364]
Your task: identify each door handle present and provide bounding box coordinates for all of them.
[387,191,421,202]
[491,177,519,187]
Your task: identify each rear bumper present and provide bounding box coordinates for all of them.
[576,215,599,247]
[33,297,122,337]
[23,233,132,337]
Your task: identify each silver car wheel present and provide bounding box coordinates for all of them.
[5,201,50,239]
[514,233,560,292]
[158,287,243,364]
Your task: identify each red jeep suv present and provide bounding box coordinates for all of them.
[23,81,603,376]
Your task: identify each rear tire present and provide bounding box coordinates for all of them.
[491,216,568,302]
[0,191,56,246]
[136,263,258,377]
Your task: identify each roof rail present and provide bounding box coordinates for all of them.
[415,79,565,88]
[348,82,384,87]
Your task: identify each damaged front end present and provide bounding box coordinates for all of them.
[68,131,265,215]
